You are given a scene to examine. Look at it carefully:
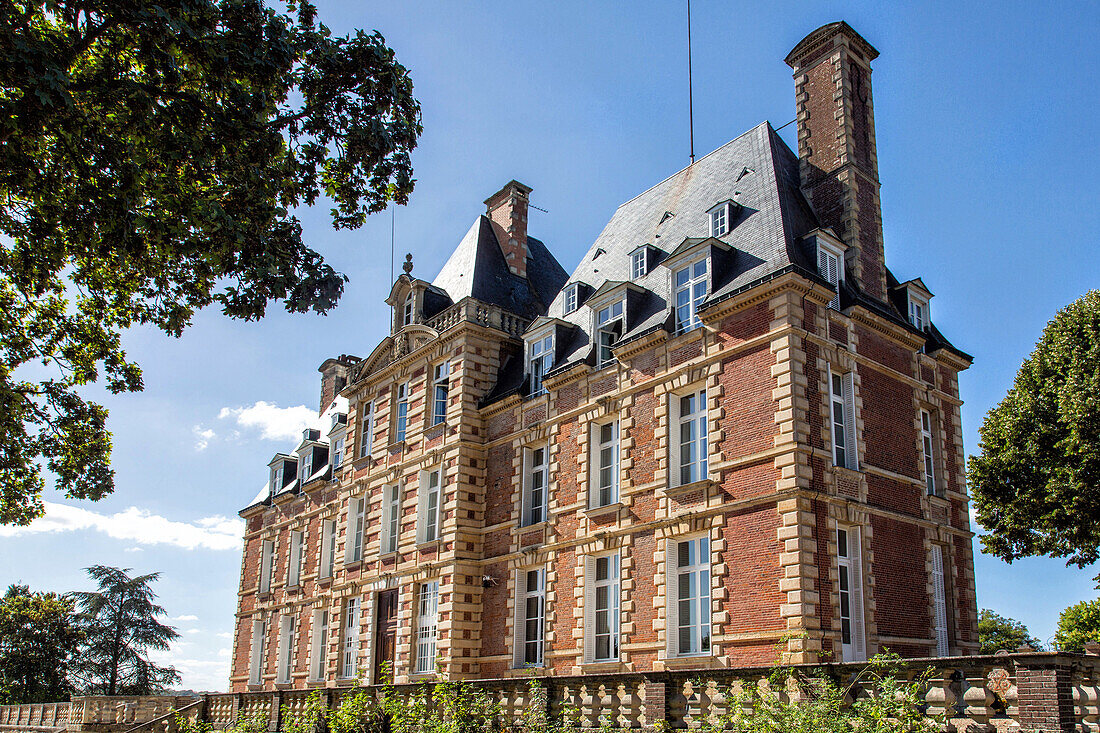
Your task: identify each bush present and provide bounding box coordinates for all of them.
[1055,598,1100,652]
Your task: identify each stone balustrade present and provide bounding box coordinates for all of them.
[424,299,529,338]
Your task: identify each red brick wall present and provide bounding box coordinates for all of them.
[871,516,930,647]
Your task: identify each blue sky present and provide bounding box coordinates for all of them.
[3,1,1099,690]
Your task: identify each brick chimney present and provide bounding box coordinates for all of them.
[786,22,887,301]
[317,354,360,415]
[484,180,532,278]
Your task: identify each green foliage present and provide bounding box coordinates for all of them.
[977,608,1042,654]
[1054,597,1100,653]
[0,583,81,704]
[0,0,422,524]
[968,290,1100,577]
[71,565,181,695]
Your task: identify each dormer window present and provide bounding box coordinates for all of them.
[528,333,554,395]
[299,451,313,484]
[596,299,625,369]
[708,201,736,238]
[817,241,844,309]
[564,284,579,314]
[271,466,283,493]
[908,294,929,332]
[402,292,414,327]
[631,249,647,279]
[674,259,708,334]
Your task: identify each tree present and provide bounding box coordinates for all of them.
[0,0,421,524]
[968,290,1100,580]
[71,566,180,695]
[976,609,1041,654]
[0,584,81,703]
[1054,598,1100,653]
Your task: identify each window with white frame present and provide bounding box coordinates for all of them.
[276,614,295,684]
[270,465,283,493]
[395,383,409,443]
[359,401,375,459]
[828,369,858,470]
[563,283,579,314]
[667,536,711,657]
[675,389,708,485]
[381,484,401,554]
[431,362,450,426]
[522,446,548,526]
[249,618,267,686]
[528,333,554,395]
[585,554,620,663]
[931,544,950,657]
[514,568,546,668]
[674,259,707,334]
[346,497,365,564]
[415,582,439,674]
[340,597,360,679]
[709,202,733,237]
[817,243,844,310]
[319,519,336,579]
[909,294,929,332]
[402,292,414,327]
[596,299,624,369]
[287,530,304,587]
[309,609,329,682]
[837,526,866,662]
[921,409,940,496]
[331,436,344,471]
[299,450,313,485]
[590,421,620,508]
[417,469,442,544]
[631,249,647,279]
[259,539,275,594]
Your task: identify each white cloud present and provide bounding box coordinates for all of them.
[170,615,200,622]
[218,401,320,442]
[0,502,243,551]
[217,647,230,658]
[216,632,233,639]
[193,426,216,451]
[185,628,201,635]
[150,650,230,693]
[124,546,144,553]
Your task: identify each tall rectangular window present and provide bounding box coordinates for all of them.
[837,527,865,662]
[332,436,344,471]
[359,401,375,459]
[931,544,950,657]
[674,259,707,334]
[319,519,336,579]
[564,284,579,314]
[909,296,928,331]
[514,568,546,668]
[415,582,439,674]
[591,421,620,507]
[276,614,295,684]
[381,484,401,554]
[668,537,710,657]
[309,609,328,682]
[299,450,313,485]
[287,530,304,587]
[818,244,842,310]
[709,204,728,237]
[631,249,647,280]
[431,362,450,426]
[249,618,267,686]
[829,370,858,470]
[528,334,554,395]
[346,497,365,564]
[523,446,548,526]
[395,383,409,443]
[596,300,624,369]
[271,465,283,493]
[921,409,939,496]
[340,597,360,679]
[676,390,708,485]
[259,539,275,594]
[586,554,620,663]
[418,469,442,543]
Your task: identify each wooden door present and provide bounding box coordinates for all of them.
[374,589,398,682]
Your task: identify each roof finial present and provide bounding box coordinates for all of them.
[403,253,413,275]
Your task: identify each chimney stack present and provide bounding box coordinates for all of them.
[786,22,887,301]
[318,354,360,415]
[484,180,532,279]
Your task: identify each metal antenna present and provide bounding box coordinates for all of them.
[687,0,695,165]
[390,206,395,284]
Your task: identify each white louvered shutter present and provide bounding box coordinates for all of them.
[583,557,596,664]
[932,545,950,656]
[843,372,859,471]
[850,530,866,661]
[665,539,678,658]
[613,553,622,661]
[513,570,525,668]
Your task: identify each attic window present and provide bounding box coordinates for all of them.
[631,249,647,279]
[908,293,930,332]
[817,241,844,310]
[596,299,625,369]
[564,284,579,314]
[527,333,554,395]
[708,202,735,238]
[402,292,414,327]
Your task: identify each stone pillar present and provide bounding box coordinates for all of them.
[1016,659,1075,733]
[643,678,667,732]
[267,692,281,733]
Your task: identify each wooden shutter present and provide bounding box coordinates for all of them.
[843,372,858,471]
[849,529,866,661]
[931,545,950,656]
[665,540,678,658]
[583,557,596,664]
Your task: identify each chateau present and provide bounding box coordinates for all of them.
[230,22,977,692]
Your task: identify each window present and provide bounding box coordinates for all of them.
[675,389,708,485]
[631,249,647,279]
[709,202,732,237]
[837,527,865,662]
[522,446,548,526]
[596,299,624,369]
[276,614,295,684]
[402,292,414,327]
[346,497,365,564]
[319,519,336,579]
[668,537,711,657]
[395,383,409,443]
[249,618,267,686]
[299,450,313,485]
[528,334,554,395]
[432,362,450,426]
[931,544,950,657]
[909,295,929,332]
[287,530,304,587]
[381,484,401,554]
[309,609,329,682]
[591,421,620,507]
[585,554,620,663]
[564,283,579,314]
[332,437,344,471]
[817,243,843,310]
[415,582,439,674]
[418,469,442,544]
[340,597,360,679]
[359,401,375,459]
[921,409,940,496]
[829,369,858,470]
[514,568,546,668]
[674,259,707,334]
[271,466,283,493]
[259,539,275,594]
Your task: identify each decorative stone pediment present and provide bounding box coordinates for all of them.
[355,324,440,382]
